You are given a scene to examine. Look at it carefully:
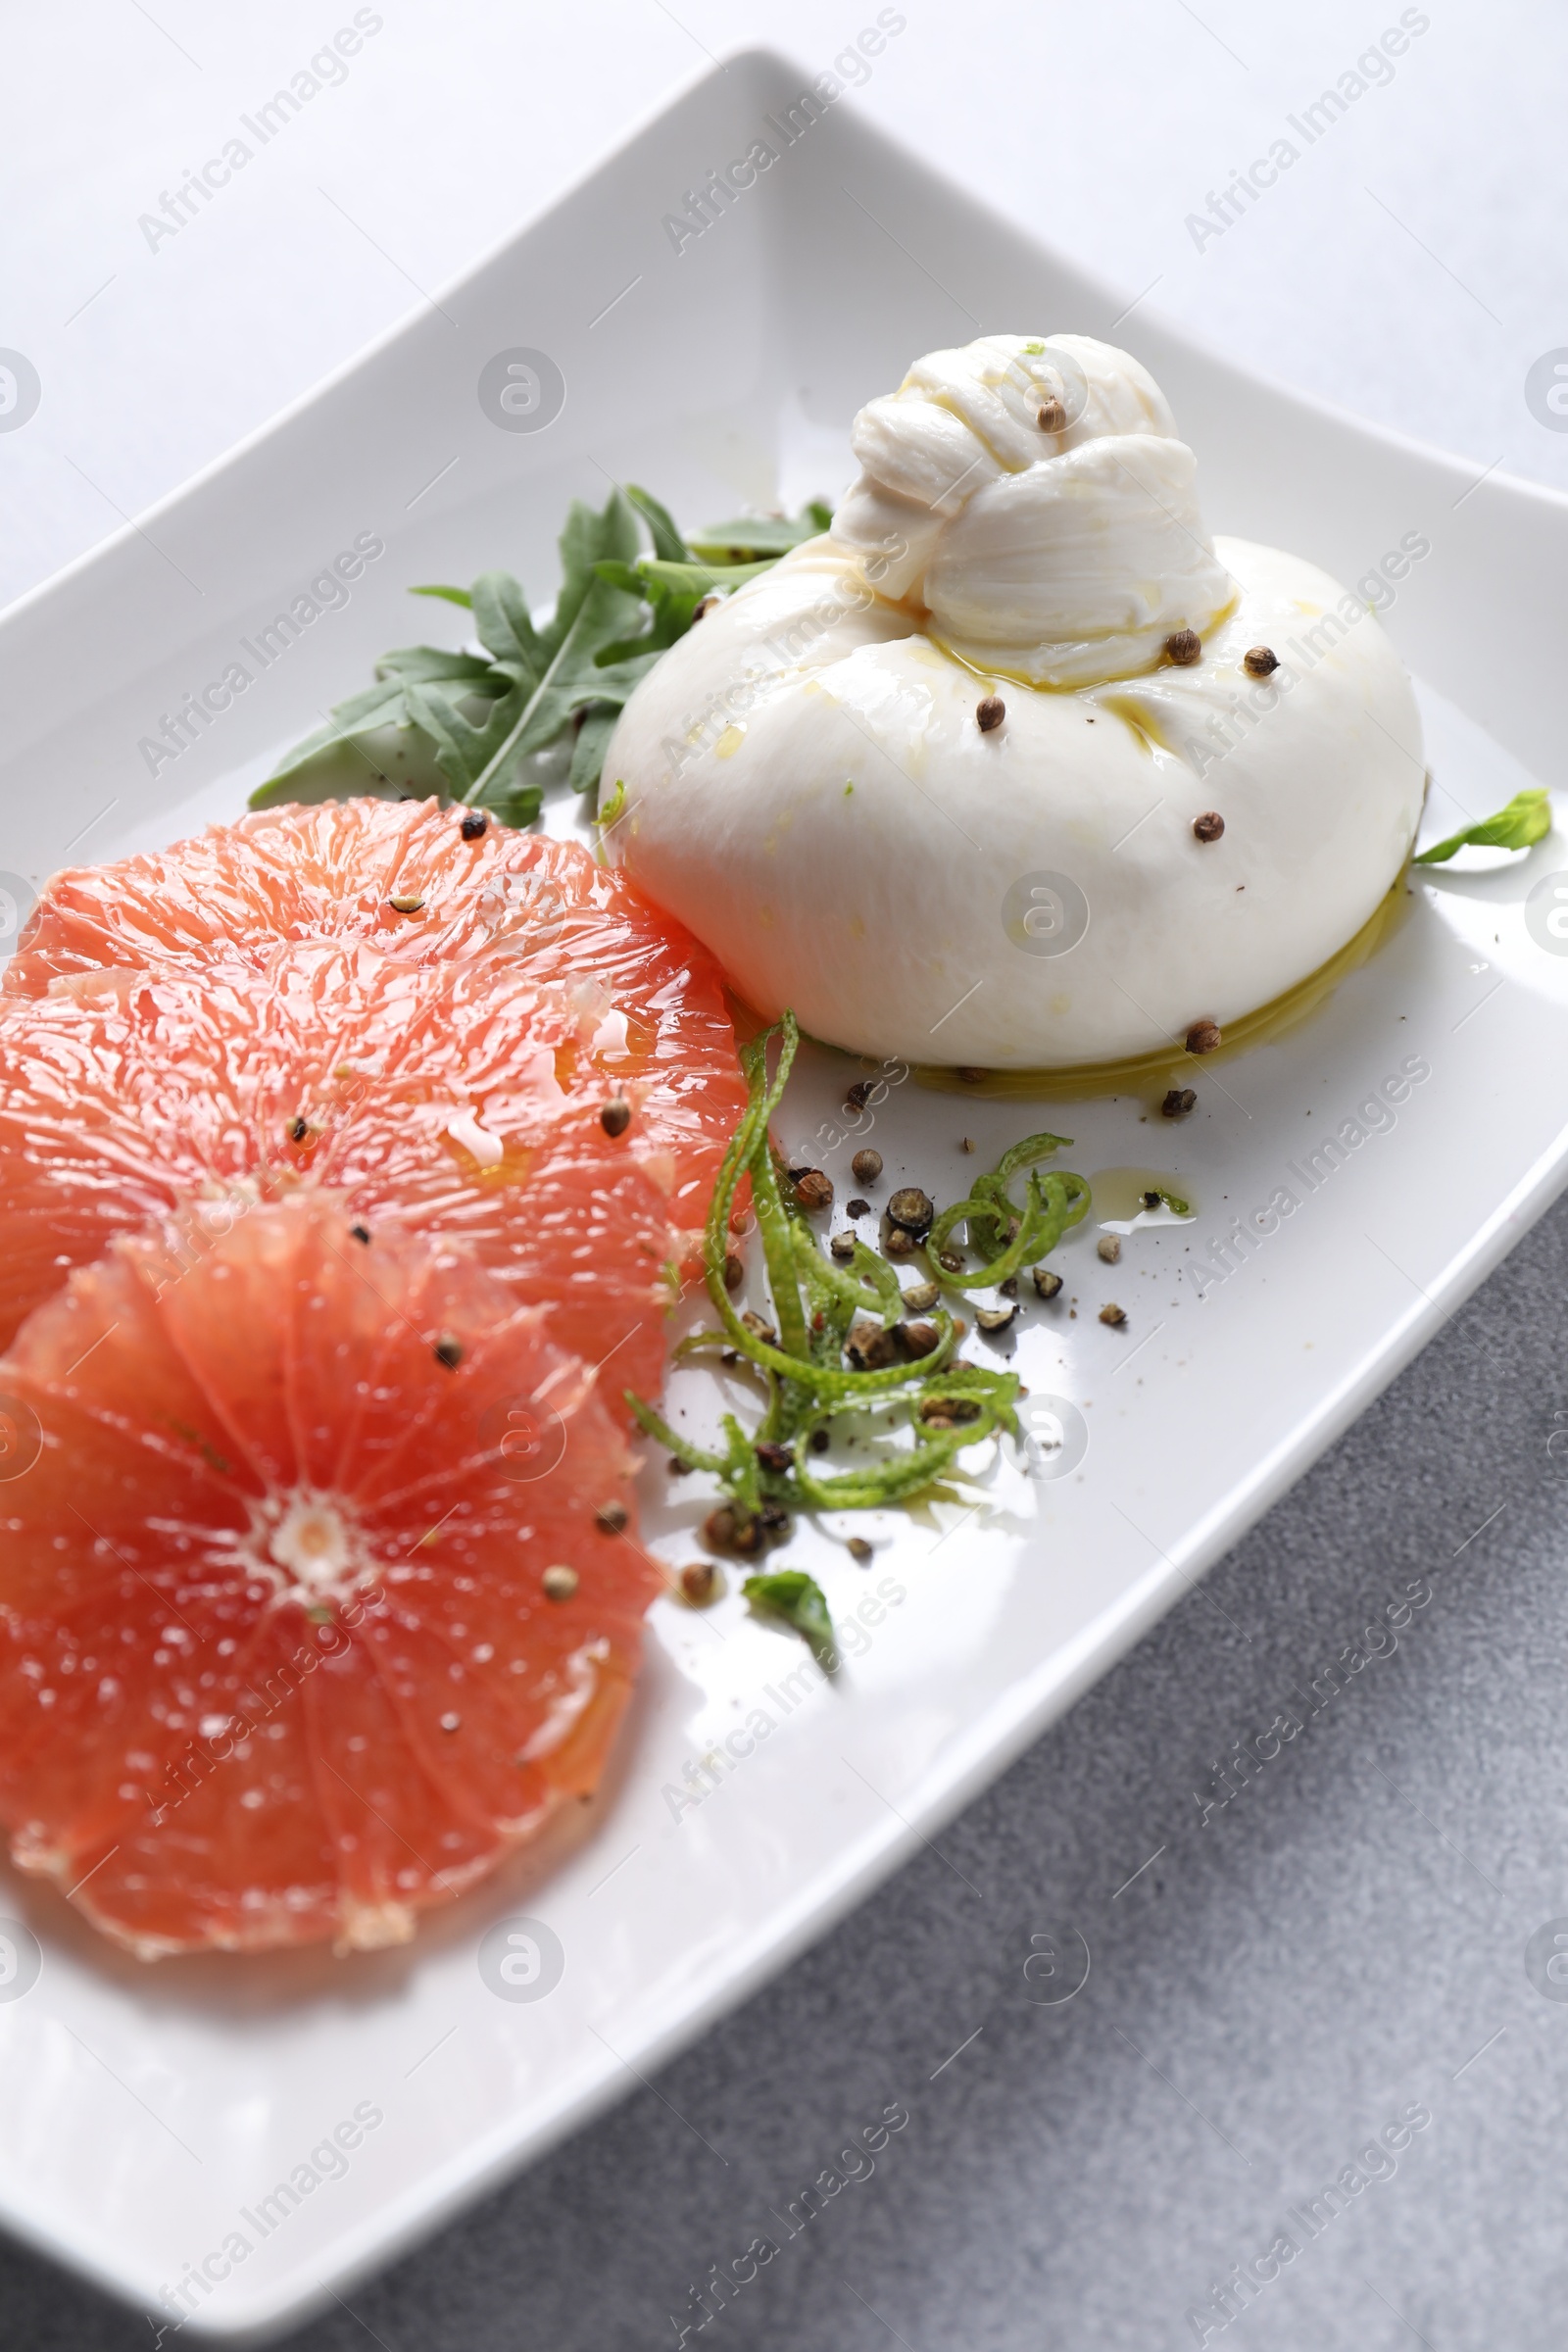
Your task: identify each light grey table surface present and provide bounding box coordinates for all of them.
[3,5,1565,2344]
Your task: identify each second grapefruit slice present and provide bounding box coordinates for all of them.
[0,1189,659,1955]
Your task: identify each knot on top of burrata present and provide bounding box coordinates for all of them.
[830,332,1236,687]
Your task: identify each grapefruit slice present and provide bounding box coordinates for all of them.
[0,1190,659,1955]
[6,797,591,982]
[5,798,748,1230]
[0,939,718,1409]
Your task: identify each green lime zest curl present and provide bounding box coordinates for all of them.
[927,1166,1089,1293]
[625,1017,1091,1657]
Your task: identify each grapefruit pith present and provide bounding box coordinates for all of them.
[0,1190,658,1955]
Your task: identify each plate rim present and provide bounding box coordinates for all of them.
[3,47,1567,2339]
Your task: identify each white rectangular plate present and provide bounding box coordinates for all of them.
[2,50,1566,2341]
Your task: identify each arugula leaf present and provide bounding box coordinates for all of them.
[468,570,545,680]
[249,724,454,808]
[742,1569,837,1669]
[1414,787,1552,864]
[542,491,641,658]
[641,556,777,597]
[401,677,542,825]
[250,483,823,820]
[249,650,500,807]
[254,492,639,813]
[263,685,404,772]
[591,559,706,661]
[376,646,502,689]
[688,502,832,561]
[626,483,690,564]
[451,574,649,806]
[587,555,773,680]
[569,703,621,797]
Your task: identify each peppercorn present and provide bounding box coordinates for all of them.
[703,1503,764,1556]
[846,1320,901,1370]
[887,1187,935,1237]
[679,1561,721,1605]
